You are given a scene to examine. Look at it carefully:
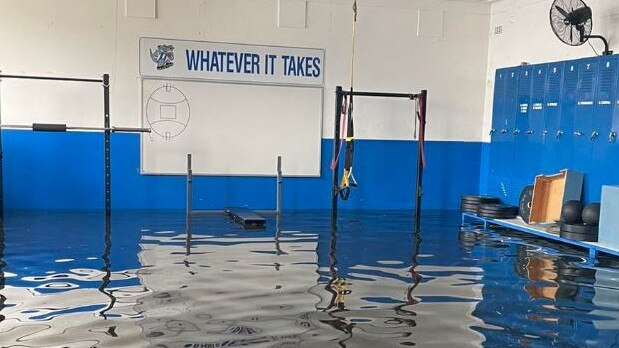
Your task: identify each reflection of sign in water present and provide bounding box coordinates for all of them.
[146,84,190,140]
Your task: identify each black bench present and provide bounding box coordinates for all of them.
[225,208,267,230]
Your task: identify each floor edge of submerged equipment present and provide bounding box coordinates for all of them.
[461,212,619,260]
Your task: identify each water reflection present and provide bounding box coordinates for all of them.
[463,225,619,346]
[0,212,618,346]
[99,215,115,319]
[0,219,5,323]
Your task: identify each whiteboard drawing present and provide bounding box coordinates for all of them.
[146,83,191,140]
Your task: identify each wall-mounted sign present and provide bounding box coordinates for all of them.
[140,37,325,87]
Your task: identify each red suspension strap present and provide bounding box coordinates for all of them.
[417,95,427,169]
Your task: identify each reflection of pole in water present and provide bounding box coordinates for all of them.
[406,220,423,305]
[322,227,354,345]
[186,216,192,257]
[99,215,116,319]
[274,212,285,256]
[0,219,5,322]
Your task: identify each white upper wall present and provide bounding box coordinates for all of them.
[0,0,491,142]
[482,0,619,142]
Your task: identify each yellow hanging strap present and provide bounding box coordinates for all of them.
[350,0,357,90]
[340,0,358,193]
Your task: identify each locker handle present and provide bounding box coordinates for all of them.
[591,131,599,140]
[556,130,563,139]
[610,132,617,143]
[574,131,583,137]
[513,129,521,135]
[500,129,508,134]
[525,130,534,135]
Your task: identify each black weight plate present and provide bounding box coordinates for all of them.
[462,199,499,205]
[478,203,518,210]
[519,185,534,223]
[560,223,599,235]
[479,211,518,217]
[460,205,480,213]
[560,230,598,242]
[461,196,501,204]
[477,209,519,216]
[460,202,480,209]
[478,215,518,220]
[478,212,518,219]
[477,205,519,213]
[462,200,501,207]
[477,205,519,215]
[478,211,519,218]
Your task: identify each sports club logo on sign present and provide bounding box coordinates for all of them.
[150,44,175,70]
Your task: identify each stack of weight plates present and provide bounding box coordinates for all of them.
[460,195,501,213]
[477,204,519,219]
[560,223,599,242]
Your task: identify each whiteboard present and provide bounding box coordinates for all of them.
[140,79,323,176]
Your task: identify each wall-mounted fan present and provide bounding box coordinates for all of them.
[550,0,612,55]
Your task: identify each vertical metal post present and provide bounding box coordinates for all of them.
[103,74,111,217]
[276,156,282,215]
[186,154,193,226]
[331,86,344,229]
[414,90,427,232]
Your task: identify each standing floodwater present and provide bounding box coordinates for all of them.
[0,211,618,347]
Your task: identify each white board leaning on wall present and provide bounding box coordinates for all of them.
[139,38,325,176]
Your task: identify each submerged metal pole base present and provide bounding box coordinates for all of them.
[276,156,282,215]
[186,154,193,231]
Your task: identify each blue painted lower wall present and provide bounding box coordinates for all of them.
[2,130,483,210]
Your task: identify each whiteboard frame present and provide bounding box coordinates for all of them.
[138,77,324,178]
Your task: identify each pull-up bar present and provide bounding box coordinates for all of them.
[340,90,422,99]
[0,123,150,133]
[331,86,428,232]
[0,74,103,84]
[0,72,149,217]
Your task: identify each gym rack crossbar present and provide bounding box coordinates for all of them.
[331,86,428,232]
[0,73,150,217]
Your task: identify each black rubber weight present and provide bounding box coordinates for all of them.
[519,185,534,223]
[478,213,519,219]
[477,205,518,214]
[478,204,519,213]
[461,196,500,204]
[478,211,518,219]
[560,223,599,235]
[560,230,598,242]
[461,203,480,210]
[478,211,519,218]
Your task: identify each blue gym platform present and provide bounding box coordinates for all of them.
[462,212,619,260]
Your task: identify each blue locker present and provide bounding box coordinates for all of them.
[559,60,580,172]
[487,69,507,197]
[541,62,565,174]
[490,69,507,137]
[589,55,619,201]
[488,67,518,202]
[573,58,599,202]
[512,65,539,199]
[611,63,619,188]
